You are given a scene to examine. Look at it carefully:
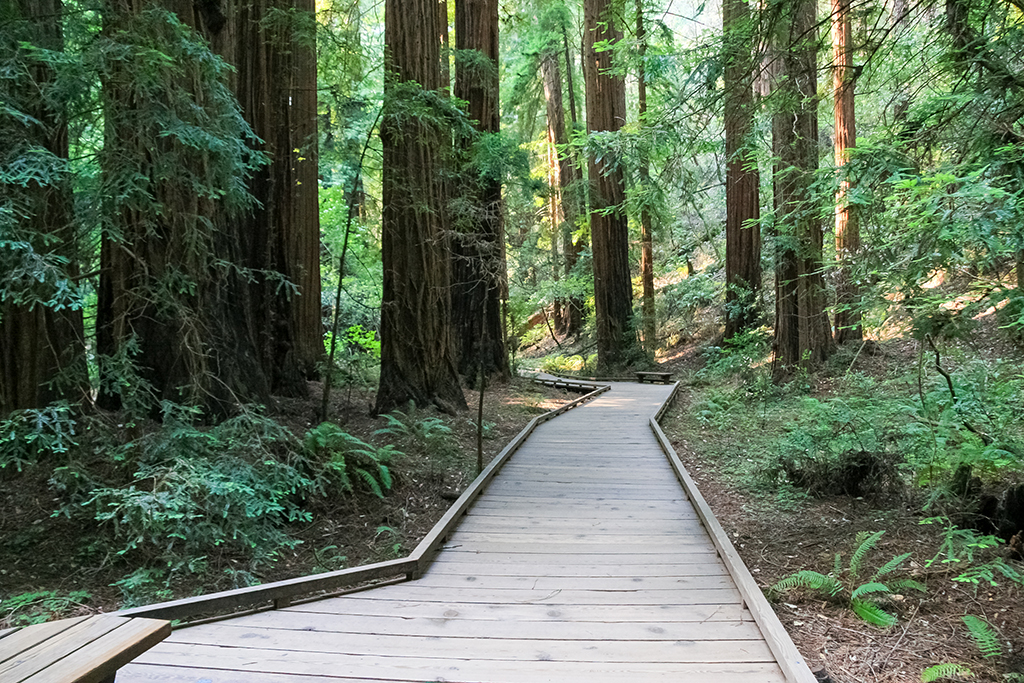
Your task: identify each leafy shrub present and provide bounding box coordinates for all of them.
[82,408,314,570]
[303,422,397,498]
[763,397,903,497]
[375,403,455,457]
[0,402,77,472]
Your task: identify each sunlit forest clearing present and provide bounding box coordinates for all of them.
[2,0,1024,680]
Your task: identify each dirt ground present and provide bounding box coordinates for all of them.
[658,336,1024,683]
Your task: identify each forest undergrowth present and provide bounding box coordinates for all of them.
[0,376,571,626]
[656,319,1024,683]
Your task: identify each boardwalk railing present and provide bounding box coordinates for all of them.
[117,382,609,625]
[649,383,817,683]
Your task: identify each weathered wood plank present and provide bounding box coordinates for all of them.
[286,597,753,622]
[163,624,775,663]
[124,643,787,682]
[342,584,744,606]
[219,609,762,640]
[424,560,731,578]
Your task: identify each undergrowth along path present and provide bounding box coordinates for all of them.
[118,377,814,683]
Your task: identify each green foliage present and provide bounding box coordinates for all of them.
[303,422,396,498]
[83,409,313,568]
[375,403,455,457]
[771,531,926,628]
[961,615,1004,659]
[921,663,975,682]
[0,402,77,471]
[0,590,91,627]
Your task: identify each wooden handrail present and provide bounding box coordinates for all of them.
[117,382,610,625]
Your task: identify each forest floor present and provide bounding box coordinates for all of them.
[0,375,574,627]
[653,323,1024,683]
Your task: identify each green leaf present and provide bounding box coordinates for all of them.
[850,597,897,627]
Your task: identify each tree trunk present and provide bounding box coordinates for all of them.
[0,0,86,414]
[584,0,633,371]
[451,0,507,379]
[376,0,467,415]
[832,0,862,344]
[98,0,298,414]
[205,0,320,396]
[771,0,833,370]
[636,0,656,352]
[541,51,584,338]
[722,0,761,341]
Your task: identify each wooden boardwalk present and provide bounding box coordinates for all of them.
[117,379,813,683]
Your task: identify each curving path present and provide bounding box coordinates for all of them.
[117,378,811,683]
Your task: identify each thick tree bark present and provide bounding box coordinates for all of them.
[451,0,507,379]
[832,0,862,344]
[376,0,467,414]
[203,0,321,396]
[771,0,833,370]
[0,0,86,414]
[636,0,656,352]
[584,0,633,370]
[722,0,761,341]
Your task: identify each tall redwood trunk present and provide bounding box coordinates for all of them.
[832,0,861,344]
[772,0,833,369]
[542,51,584,338]
[451,0,507,379]
[0,0,86,414]
[636,0,656,352]
[584,0,633,370]
[98,0,276,413]
[204,0,321,395]
[376,0,467,414]
[723,0,761,341]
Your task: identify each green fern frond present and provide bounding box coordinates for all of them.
[771,570,844,598]
[874,552,913,579]
[921,663,974,682]
[355,467,384,498]
[849,530,885,578]
[962,615,1003,658]
[374,412,409,437]
[376,463,392,490]
[887,578,927,594]
[852,582,892,599]
[850,597,897,627]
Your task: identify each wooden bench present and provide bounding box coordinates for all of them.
[635,371,673,384]
[0,614,170,683]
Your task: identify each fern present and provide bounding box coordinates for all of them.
[921,663,974,682]
[851,582,891,599]
[849,530,886,578]
[962,615,1003,658]
[873,551,912,579]
[886,578,928,594]
[770,570,844,598]
[851,598,897,627]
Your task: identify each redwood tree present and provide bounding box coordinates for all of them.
[723,0,762,340]
[584,0,633,370]
[452,0,508,379]
[97,0,274,412]
[0,0,86,414]
[375,0,467,414]
[832,0,862,344]
[771,0,833,369]
[636,0,656,351]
